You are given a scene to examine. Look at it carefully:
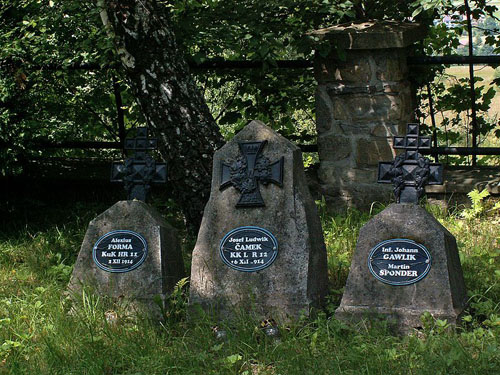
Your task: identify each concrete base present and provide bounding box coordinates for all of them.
[336,305,464,334]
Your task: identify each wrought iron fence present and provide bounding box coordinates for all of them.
[4,3,500,168]
[5,53,500,163]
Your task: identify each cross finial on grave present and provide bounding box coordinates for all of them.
[110,127,167,202]
[220,141,284,207]
[378,123,443,203]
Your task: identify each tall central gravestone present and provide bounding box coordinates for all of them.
[190,120,328,320]
[335,123,467,333]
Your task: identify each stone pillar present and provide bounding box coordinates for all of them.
[312,21,427,210]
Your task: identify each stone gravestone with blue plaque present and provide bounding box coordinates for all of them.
[335,123,467,333]
[189,120,328,321]
[68,128,184,317]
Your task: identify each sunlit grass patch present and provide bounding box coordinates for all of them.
[0,200,499,374]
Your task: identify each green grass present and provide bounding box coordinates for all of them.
[0,200,499,374]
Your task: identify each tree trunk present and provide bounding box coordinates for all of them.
[99,0,224,234]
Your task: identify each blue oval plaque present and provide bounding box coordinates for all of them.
[219,226,278,272]
[368,239,431,286]
[92,230,148,273]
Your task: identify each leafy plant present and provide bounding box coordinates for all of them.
[159,276,189,325]
[461,188,500,220]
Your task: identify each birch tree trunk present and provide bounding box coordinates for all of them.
[99,0,224,234]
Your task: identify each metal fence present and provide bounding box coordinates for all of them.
[4,4,500,167]
[21,54,500,162]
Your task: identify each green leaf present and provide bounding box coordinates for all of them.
[224,354,242,365]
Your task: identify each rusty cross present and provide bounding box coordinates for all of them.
[110,127,167,202]
[378,123,443,203]
[220,141,284,207]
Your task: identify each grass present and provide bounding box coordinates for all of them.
[0,199,499,374]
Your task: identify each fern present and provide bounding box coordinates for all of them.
[462,188,490,220]
[467,188,490,205]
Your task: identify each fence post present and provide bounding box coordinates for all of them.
[311,20,427,211]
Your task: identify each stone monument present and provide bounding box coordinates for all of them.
[190,120,328,321]
[335,123,467,333]
[68,128,184,316]
[311,20,427,211]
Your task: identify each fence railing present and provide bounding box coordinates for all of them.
[4,56,500,162]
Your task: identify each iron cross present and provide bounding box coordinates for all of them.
[378,123,443,203]
[220,141,284,207]
[110,127,167,202]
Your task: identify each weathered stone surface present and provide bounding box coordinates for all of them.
[68,200,185,316]
[351,169,379,185]
[326,83,379,96]
[328,94,404,123]
[329,96,353,121]
[318,164,378,186]
[189,120,328,321]
[313,20,425,212]
[311,20,427,50]
[324,183,392,211]
[356,137,394,167]
[333,56,372,82]
[316,49,409,84]
[314,50,372,83]
[374,49,408,82]
[336,204,467,333]
[371,123,401,137]
[317,135,352,161]
[315,86,335,133]
[319,184,392,214]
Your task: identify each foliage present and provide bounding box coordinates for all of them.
[413,0,500,165]
[168,0,352,140]
[462,187,490,219]
[0,0,138,175]
[169,0,430,139]
[2,0,500,175]
[461,187,500,219]
[1,200,499,374]
[0,0,438,176]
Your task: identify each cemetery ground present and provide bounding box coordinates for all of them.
[0,197,499,375]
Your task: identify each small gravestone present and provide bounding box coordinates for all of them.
[190,120,328,321]
[336,124,467,333]
[68,128,184,317]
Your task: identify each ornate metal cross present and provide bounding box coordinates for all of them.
[110,127,167,202]
[220,141,284,207]
[378,123,443,203]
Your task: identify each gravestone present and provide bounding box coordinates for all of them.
[335,123,467,333]
[68,128,184,317]
[190,120,328,321]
